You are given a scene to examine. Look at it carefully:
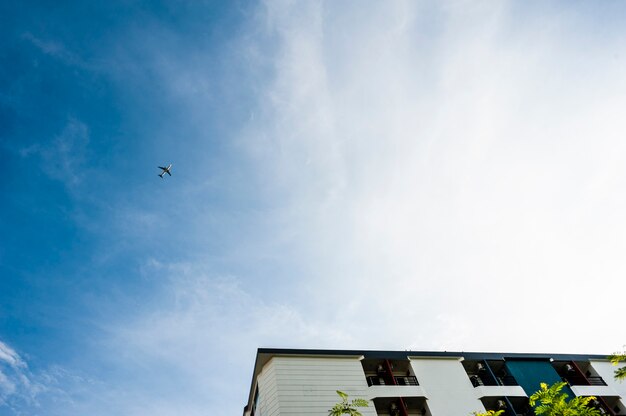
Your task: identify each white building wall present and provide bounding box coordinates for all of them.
[365,385,426,399]
[256,359,280,416]
[570,385,619,397]
[473,385,527,399]
[409,356,485,416]
[589,359,626,398]
[262,355,377,416]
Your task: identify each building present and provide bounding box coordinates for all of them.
[242,348,626,416]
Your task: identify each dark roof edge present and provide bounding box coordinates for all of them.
[256,347,608,361]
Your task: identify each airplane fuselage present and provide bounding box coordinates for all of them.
[158,164,172,178]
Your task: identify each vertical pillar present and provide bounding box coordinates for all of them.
[384,359,408,416]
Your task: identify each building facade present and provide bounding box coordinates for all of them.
[242,348,626,416]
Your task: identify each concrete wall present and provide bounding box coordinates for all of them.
[473,385,527,399]
[570,385,619,398]
[409,356,484,416]
[365,385,426,399]
[255,358,280,416]
[589,359,626,398]
[257,355,376,416]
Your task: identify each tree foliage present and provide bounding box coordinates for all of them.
[471,410,504,416]
[609,350,626,381]
[528,382,601,416]
[328,390,369,416]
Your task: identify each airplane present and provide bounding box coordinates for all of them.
[158,164,172,178]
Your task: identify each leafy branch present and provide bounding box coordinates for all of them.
[328,390,369,416]
[609,350,626,381]
[528,382,601,416]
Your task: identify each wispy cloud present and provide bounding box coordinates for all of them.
[237,0,626,353]
[0,342,25,370]
[0,340,68,413]
[20,117,90,189]
[22,33,92,69]
[84,259,355,415]
[0,342,23,403]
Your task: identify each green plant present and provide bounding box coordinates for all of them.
[528,382,601,416]
[328,390,369,416]
[609,350,626,381]
[471,410,504,416]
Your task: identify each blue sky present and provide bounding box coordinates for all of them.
[2,1,626,415]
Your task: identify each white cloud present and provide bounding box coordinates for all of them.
[20,117,90,190]
[0,342,26,370]
[0,340,65,411]
[237,0,626,354]
[0,341,27,405]
[22,33,92,69]
[90,259,355,415]
[44,118,90,187]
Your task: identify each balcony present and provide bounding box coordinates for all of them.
[553,361,616,398]
[553,361,607,386]
[362,358,426,400]
[591,396,626,416]
[372,396,430,416]
[464,360,527,399]
[481,396,535,416]
[464,360,520,387]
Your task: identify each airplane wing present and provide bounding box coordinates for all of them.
[167,171,172,176]
[158,166,167,170]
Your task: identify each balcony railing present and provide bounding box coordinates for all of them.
[394,376,419,386]
[366,376,386,386]
[470,374,519,387]
[587,376,608,386]
[562,375,607,386]
[366,375,419,386]
[512,409,536,416]
[497,375,519,386]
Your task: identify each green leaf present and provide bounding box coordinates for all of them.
[608,352,626,366]
[329,391,368,416]
[336,390,348,401]
[351,399,369,407]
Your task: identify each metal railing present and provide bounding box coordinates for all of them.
[394,375,419,386]
[366,375,419,386]
[498,375,519,386]
[562,375,607,386]
[587,376,608,386]
[366,376,387,386]
[469,374,519,387]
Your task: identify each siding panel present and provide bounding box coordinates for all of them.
[270,356,376,416]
